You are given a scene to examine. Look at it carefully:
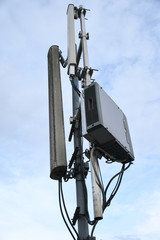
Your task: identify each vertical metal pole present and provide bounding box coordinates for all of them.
[72,74,89,239]
[67,4,91,239]
[79,6,91,87]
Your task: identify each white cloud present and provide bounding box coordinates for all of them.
[0,176,74,240]
[135,191,160,238]
[114,236,141,240]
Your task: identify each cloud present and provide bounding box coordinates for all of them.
[114,235,141,240]
[135,192,160,238]
[87,0,160,164]
[0,176,73,240]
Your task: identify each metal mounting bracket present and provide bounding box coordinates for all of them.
[69,147,79,168]
[72,206,80,225]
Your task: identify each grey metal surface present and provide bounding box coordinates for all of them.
[67,5,90,238]
[72,74,89,239]
[48,45,67,180]
[82,82,134,162]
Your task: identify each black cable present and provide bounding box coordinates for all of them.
[104,162,131,196]
[89,150,132,236]
[58,180,76,240]
[81,175,96,225]
[78,161,96,225]
[103,163,131,211]
[60,180,80,239]
[90,220,98,240]
[104,170,124,209]
[70,80,81,96]
[74,148,96,226]
[94,146,116,162]
[110,164,125,196]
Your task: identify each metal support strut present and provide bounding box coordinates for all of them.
[79,5,91,87]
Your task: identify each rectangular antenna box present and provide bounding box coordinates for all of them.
[81,82,134,163]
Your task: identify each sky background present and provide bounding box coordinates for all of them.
[0,0,160,240]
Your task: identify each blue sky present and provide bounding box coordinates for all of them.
[0,0,160,239]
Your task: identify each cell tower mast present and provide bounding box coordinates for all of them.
[48,4,134,240]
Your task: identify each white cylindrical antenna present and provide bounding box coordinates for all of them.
[48,45,67,180]
[67,4,77,76]
[90,149,103,220]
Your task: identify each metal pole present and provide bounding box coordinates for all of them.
[79,6,91,87]
[67,5,93,239]
[72,74,89,239]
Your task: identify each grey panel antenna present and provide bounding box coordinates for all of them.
[48,45,67,180]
